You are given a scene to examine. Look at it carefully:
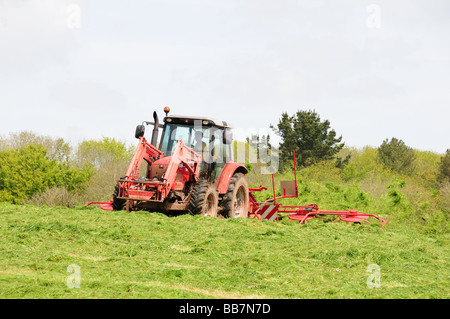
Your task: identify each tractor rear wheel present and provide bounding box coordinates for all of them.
[188,182,219,217]
[220,173,249,218]
[112,183,126,211]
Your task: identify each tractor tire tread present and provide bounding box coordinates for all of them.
[188,182,217,215]
[112,183,126,211]
[219,172,249,218]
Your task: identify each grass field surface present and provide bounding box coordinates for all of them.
[0,203,448,299]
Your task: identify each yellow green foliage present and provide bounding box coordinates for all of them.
[0,145,92,204]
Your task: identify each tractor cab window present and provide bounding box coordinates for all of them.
[159,122,231,181]
[211,128,224,162]
[159,123,212,158]
[192,129,210,159]
[210,128,226,179]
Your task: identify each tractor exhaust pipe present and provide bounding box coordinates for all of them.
[151,111,159,147]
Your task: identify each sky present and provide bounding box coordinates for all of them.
[0,0,449,153]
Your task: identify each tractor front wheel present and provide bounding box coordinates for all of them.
[220,173,249,218]
[112,183,126,211]
[188,182,219,217]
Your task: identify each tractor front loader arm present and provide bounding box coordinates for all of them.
[125,137,164,180]
[162,140,202,188]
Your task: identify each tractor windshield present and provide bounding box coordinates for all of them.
[159,123,211,157]
[159,122,231,180]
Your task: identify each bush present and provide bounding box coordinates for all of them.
[439,182,450,213]
[413,150,441,187]
[75,137,134,202]
[76,137,134,169]
[378,138,416,174]
[438,149,450,184]
[28,186,81,208]
[0,144,92,204]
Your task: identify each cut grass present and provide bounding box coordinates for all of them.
[0,203,448,299]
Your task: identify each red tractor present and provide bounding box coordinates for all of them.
[111,108,249,218]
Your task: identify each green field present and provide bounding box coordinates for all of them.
[0,203,448,299]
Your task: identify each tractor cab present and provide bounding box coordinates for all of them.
[157,115,233,180]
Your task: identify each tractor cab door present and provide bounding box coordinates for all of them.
[209,127,231,180]
[195,126,231,181]
[192,126,220,180]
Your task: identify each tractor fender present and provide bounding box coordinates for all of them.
[215,162,248,194]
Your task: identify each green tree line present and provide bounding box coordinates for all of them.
[0,131,134,206]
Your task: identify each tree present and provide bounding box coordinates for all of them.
[274,110,345,169]
[246,134,272,162]
[76,137,133,169]
[377,138,416,174]
[75,137,135,202]
[0,131,71,162]
[438,149,450,183]
[0,144,92,204]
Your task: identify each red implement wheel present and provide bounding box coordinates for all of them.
[333,215,371,225]
[288,214,315,224]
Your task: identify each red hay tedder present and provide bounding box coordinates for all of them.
[247,154,390,228]
[86,107,391,229]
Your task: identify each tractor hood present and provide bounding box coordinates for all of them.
[150,157,171,181]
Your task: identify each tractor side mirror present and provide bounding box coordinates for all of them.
[223,129,233,144]
[135,124,145,139]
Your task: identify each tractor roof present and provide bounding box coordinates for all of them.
[164,115,233,128]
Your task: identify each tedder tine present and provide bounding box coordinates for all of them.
[380,215,392,229]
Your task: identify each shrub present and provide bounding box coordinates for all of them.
[0,144,91,204]
[75,137,134,202]
[76,137,134,169]
[341,146,387,182]
[377,138,416,174]
[28,186,81,208]
[439,182,450,213]
[438,149,450,184]
[413,150,441,187]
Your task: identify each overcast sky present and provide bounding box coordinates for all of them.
[0,0,449,153]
